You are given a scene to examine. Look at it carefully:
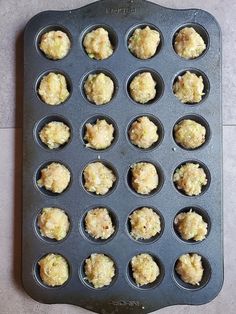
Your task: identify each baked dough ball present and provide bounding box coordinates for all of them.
[173,163,207,196]
[38,253,69,287]
[131,253,160,286]
[129,116,159,149]
[129,72,156,104]
[85,207,114,240]
[83,162,116,195]
[39,30,71,60]
[84,73,114,105]
[37,162,71,194]
[129,207,161,240]
[38,207,70,241]
[174,27,206,59]
[84,253,115,288]
[174,210,207,241]
[39,121,70,149]
[131,162,158,195]
[173,71,204,104]
[84,119,114,150]
[176,253,204,285]
[128,26,160,59]
[38,72,69,105]
[83,27,113,60]
[174,119,206,149]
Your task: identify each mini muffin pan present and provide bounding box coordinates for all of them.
[22,0,223,313]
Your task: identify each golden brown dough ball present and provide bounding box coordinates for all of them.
[173,162,207,196]
[84,119,114,150]
[129,72,156,104]
[131,253,160,286]
[38,72,69,105]
[39,121,70,149]
[176,253,204,285]
[37,162,71,194]
[38,207,70,241]
[84,73,114,105]
[174,210,208,241]
[83,27,113,60]
[173,71,204,104]
[131,162,158,195]
[129,116,159,149]
[85,207,114,240]
[129,207,161,240]
[38,253,69,286]
[174,119,206,149]
[83,162,116,195]
[174,27,206,59]
[128,26,160,59]
[39,30,71,60]
[84,253,115,288]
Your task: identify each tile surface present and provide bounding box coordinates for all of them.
[0,0,235,313]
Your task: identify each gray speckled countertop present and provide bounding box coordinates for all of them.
[0,0,235,313]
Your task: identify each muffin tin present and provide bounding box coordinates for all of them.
[22,0,223,313]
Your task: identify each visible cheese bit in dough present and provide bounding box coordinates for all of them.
[173,71,204,104]
[131,253,160,286]
[130,72,156,104]
[38,207,70,241]
[84,253,115,288]
[83,27,113,60]
[39,30,71,60]
[85,207,114,240]
[83,162,116,195]
[176,253,204,285]
[39,121,70,149]
[174,210,208,241]
[174,27,206,59]
[128,26,160,59]
[84,119,114,150]
[37,162,71,194]
[129,207,161,240]
[129,116,159,149]
[38,253,69,287]
[173,162,207,196]
[174,119,206,149]
[84,73,114,105]
[38,72,69,105]
[131,162,158,195]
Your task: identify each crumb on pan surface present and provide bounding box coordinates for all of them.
[39,121,70,149]
[38,207,70,241]
[131,253,160,286]
[84,119,114,150]
[173,162,207,196]
[131,162,158,195]
[129,116,159,149]
[37,162,71,194]
[176,253,204,285]
[38,253,69,287]
[85,207,114,239]
[39,30,71,60]
[129,72,156,104]
[174,27,206,59]
[174,119,206,149]
[38,72,69,105]
[83,162,116,195]
[83,27,113,60]
[84,253,115,288]
[174,209,207,241]
[128,26,160,59]
[173,71,204,104]
[129,207,161,240]
[84,73,114,105]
